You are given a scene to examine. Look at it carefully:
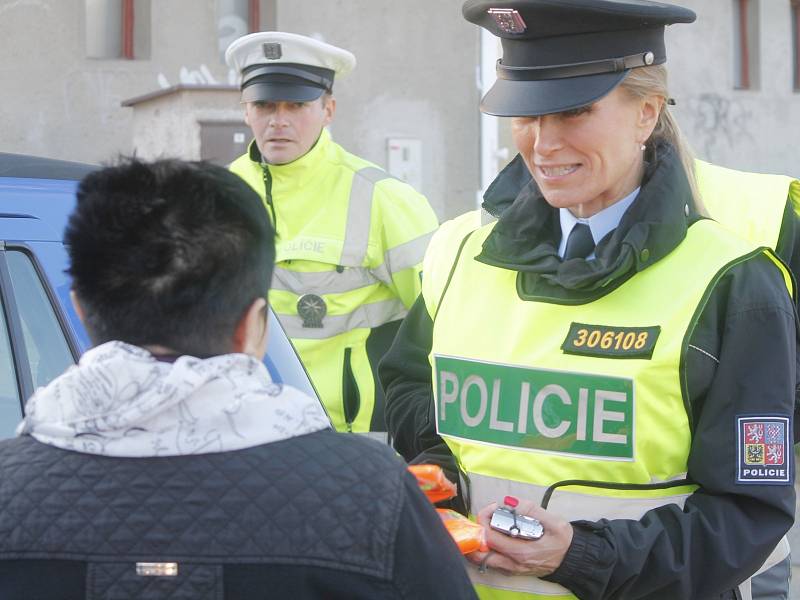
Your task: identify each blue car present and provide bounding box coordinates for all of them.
[0,153,319,439]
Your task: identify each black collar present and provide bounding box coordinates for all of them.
[248,139,262,163]
[477,143,702,298]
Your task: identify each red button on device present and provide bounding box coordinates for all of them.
[504,495,519,508]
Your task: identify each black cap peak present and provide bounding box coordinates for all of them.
[463,0,696,116]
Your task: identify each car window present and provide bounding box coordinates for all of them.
[0,301,21,439]
[265,311,319,400]
[5,251,74,391]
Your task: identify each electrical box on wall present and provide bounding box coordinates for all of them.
[387,138,423,192]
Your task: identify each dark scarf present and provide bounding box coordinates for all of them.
[477,143,701,294]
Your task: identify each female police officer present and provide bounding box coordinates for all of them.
[380,1,797,598]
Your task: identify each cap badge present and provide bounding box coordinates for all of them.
[297,294,327,328]
[643,51,655,65]
[488,8,527,34]
[263,43,282,60]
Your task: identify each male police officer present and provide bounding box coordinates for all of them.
[226,32,438,437]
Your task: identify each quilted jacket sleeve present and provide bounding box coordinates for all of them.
[390,471,478,599]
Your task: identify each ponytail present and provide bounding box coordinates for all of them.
[620,65,705,214]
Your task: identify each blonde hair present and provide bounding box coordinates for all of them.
[619,65,703,211]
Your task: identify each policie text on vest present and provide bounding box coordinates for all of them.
[435,356,634,460]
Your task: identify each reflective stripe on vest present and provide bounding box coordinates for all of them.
[278,298,407,340]
[271,229,434,294]
[465,472,696,595]
[378,230,436,282]
[340,166,387,266]
[272,265,376,295]
[424,218,789,599]
[465,471,693,523]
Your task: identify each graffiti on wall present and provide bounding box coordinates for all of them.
[156,65,240,89]
[684,93,754,161]
[158,65,213,88]
[155,9,248,89]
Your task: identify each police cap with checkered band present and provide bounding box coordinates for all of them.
[225,32,356,103]
[463,0,695,117]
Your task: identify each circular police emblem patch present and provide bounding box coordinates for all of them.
[297,294,326,328]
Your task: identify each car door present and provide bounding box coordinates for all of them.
[0,243,76,438]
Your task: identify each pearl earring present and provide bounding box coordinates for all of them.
[640,144,646,151]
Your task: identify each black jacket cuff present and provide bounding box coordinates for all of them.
[541,523,611,598]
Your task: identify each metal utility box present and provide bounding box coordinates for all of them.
[199,121,253,165]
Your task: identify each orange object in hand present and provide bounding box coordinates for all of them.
[408,464,457,503]
[408,465,483,554]
[437,508,488,555]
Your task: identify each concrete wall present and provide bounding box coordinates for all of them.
[667,0,800,176]
[273,0,480,220]
[0,0,796,222]
[0,0,478,221]
[0,0,232,164]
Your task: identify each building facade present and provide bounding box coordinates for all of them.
[667,0,800,174]
[0,0,797,221]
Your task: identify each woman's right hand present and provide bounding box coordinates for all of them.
[467,500,574,578]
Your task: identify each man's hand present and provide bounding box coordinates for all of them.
[466,499,574,577]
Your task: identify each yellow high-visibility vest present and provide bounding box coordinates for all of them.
[423,216,789,599]
[695,160,800,250]
[231,129,438,432]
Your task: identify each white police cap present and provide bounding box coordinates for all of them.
[225,32,356,103]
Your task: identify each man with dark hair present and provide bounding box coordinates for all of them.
[0,159,476,600]
[67,159,275,358]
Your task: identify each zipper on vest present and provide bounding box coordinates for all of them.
[261,165,276,227]
[341,347,361,432]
